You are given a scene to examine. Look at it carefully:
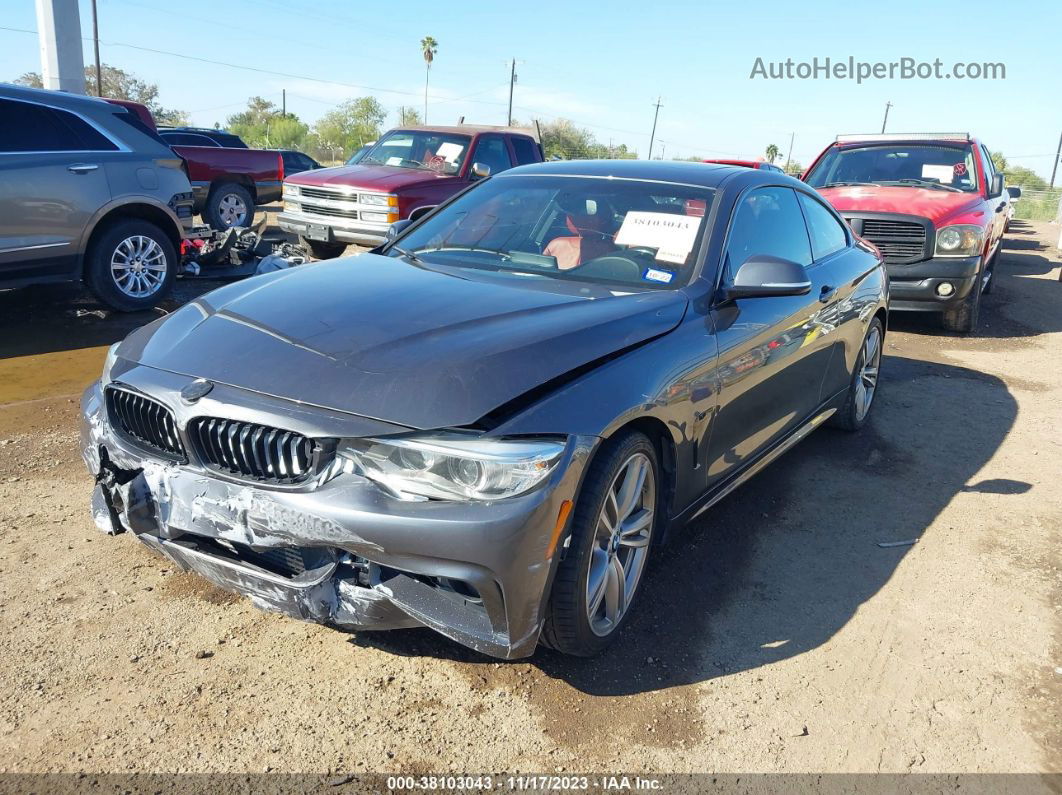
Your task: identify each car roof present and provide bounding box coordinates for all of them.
[1,82,123,112]
[391,124,537,137]
[703,158,765,168]
[502,158,774,188]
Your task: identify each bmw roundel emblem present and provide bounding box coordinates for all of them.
[180,378,214,404]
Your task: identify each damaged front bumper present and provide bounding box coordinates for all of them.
[81,374,593,659]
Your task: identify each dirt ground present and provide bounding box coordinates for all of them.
[0,217,1059,778]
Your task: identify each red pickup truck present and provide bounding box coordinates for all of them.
[279,124,544,258]
[108,100,283,229]
[803,133,1007,333]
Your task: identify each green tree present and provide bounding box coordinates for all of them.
[226,96,283,146]
[1003,165,1047,190]
[311,97,386,162]
[397,106,422,126]
[421,36,438,123]
[538,118,595,159]
[991,151,1009,173]
[14,63,187,124]
[784,159,804,176]
[765,143,781,164]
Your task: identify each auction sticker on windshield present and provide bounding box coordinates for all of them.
[615,211,702,264]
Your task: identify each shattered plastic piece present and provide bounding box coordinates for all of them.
[255,253,304,275]
[877,538,919,548]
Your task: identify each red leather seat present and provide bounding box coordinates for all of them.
[544,211,616,270]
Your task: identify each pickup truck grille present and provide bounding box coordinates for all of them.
[187,417,323,484]
[298,186,355,202]
[302,204,359,220]
[106,387,185,459]
[851,218,928,264]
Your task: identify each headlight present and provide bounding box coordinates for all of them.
[360,193,397,207]
[935,224,984,257]
[283,200,297,212]
[335,434,565,501]
[101,342,121,383]
[282,184,299,198]
[360,210,399,223]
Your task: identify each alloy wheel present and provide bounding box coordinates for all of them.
[585,451,656,637]
[110,235,168,298]
[218,192,249,226]
[853,325,882,422]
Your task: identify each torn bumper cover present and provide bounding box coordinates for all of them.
[81,379,592,659]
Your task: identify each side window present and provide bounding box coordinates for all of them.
[797,192,848,261]
[725,187,812,276]
[510,136,540,165]
[470,135,513,175]
[0,99,116,152]
[980,145,994,178]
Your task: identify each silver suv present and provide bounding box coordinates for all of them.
[0,84,194,311]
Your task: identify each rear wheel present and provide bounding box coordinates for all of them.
[85,219,177,311]
[829,317,883,432]
[941,264,983,333]
[299,237,347,260]
[542,431,660,657]
[204,182,253,229]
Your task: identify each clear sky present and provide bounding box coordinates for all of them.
[2,0,1060,179]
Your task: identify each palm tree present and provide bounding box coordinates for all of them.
[765,143,780,164]
[421,36,438,124]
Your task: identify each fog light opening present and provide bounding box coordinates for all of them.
[936,282,955,297]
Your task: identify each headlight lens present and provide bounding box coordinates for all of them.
[360,193,396,207]
[101,342,121,383]
[282,184,299,198]
[935,224,984,257]
[335,434,565,501]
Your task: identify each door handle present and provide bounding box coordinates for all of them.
[819,284,837,303]
[68,163,99,174]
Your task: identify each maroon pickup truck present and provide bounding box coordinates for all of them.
[109,100,283,229]
[279,125,544,258]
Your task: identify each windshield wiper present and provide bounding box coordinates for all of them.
[875,179,962,193]
[412,246,512,261]
[822,181,876,187]
[389,244,423,264]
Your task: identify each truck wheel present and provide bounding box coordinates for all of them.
[941,264,983,334]
[204,182,253,229]
[299,237,347,260]
[85,219,177,312]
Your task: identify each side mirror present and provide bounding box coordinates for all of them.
[724,255,812,300]
[1006,186,1022,200]
[470,162,491,180]
[989,173,1004,198]
[386,218,412,241]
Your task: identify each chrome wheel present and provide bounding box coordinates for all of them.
[585,452,655,637]
[217,192,249,226]
[110,235,168,298]
[853,325,882,422]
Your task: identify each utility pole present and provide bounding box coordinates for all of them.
[1051,129,1062,189]
[784,131,795,174]
[90,0,101,96]
[507,59,517,126]
[881,101,893,134]
[282,89,286,116]
[648,97,662,160]
[659,141,666,160]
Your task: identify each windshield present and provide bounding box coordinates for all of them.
[805,144,979,193]
[360,130,472,174]
[385,174,714,290]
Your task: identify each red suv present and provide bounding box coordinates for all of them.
[279,125,543,259]
[803,133,1007,333]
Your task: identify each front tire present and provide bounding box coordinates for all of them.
[941,265,983,333]
[299,237,347,260]
[542,431,660,657]
[829,317,883,432]
[85,219,177,311]
[204,182,253,229]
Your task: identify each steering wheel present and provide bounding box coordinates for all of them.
[569,255,642,282]
[623,246,658,257]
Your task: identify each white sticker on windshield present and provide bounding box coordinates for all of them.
[921,164,953,183]
[436,142,465,162]
[386,156,403,166]
[615,211,702,265]
[643,268,674,284]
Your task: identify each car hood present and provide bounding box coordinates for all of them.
[285,163,455,191]
[816,185,986,226]
[119,254,688,429]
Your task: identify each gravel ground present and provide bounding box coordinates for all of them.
[0,219,1059,777]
